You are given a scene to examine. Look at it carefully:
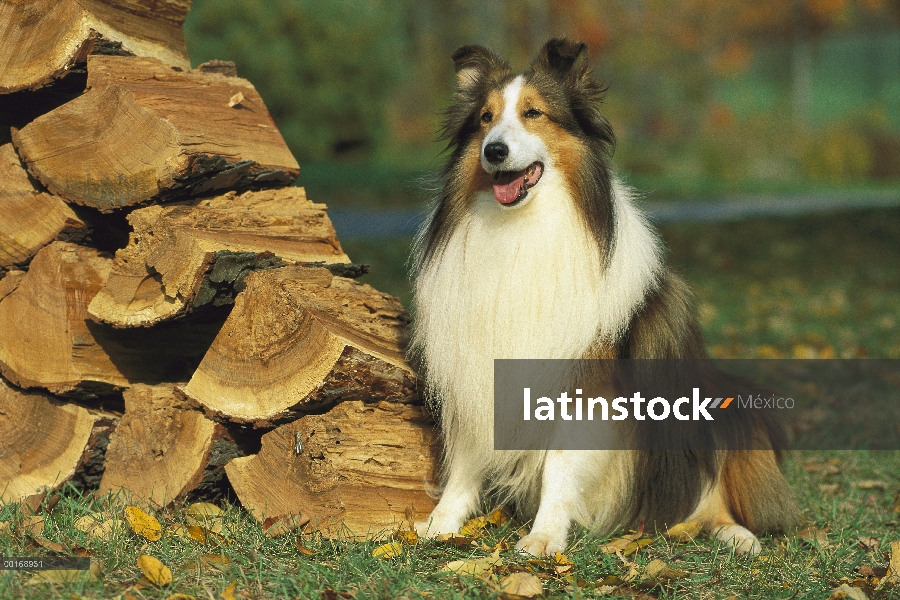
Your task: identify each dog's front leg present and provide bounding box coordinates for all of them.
[515,449,583,556]
[415,461,481,538]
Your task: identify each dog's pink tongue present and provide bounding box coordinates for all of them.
[492,171,526,204]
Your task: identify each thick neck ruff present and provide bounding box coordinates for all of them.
[412,178,663,456]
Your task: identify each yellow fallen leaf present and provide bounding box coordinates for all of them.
[398,530,419,545]
[184,502,223,518]
[26,569,98,585]
[372,541,402,559]
[827,583,870,600]
[486,507,511,527]
[879,540,900,588]
[460,515,488,537]
[665,520,703,542]
[623,538,653,556]
[137,554,172,587]
[221,581,238,600]
[554,552,572,565]
[645,559,688,580]
[164,595,196,600]
[498,571,543,598]
[440,548,503,576]
[124,506,162,542]
[599,531,644,553]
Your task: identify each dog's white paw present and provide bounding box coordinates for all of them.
[515,531,567,557]
[414,515,463,539]
[715,524,761,556]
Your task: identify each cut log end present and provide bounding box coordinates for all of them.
[225,401,439,539]
[182,266,417,425]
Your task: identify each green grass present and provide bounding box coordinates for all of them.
[3,207,899,598]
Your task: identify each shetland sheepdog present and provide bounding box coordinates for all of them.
[410,38,796,556]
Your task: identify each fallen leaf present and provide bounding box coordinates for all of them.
[486,508,511,527]
[600,531,647,554]
[372,541,402,559]
[827,584,869,600]
[164,595,196,600]
[124,506,162,542]
[645,559,688,581]
[798,526,829,547]
[295,540,315,556]
[26,569,98,585]
[858,536,880,550]
[199,554,231,570]
[89,518,125,541]
[624,538,653,556]
[28,534,64,553]
[22,515,45,536]
[137,554,172,587]
[855,480,888,490]
[498,571,543,599]
[880,541,900,587]
[435,533,473,548]
[221,581,238,600]
[440,548,503,576]
[263,513,310,538]
[397,530,418,545]
[74,514,104,533]
[665,520,703,542]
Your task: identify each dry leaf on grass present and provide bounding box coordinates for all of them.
[221,581,239,600]
[397,530,419,545]
[263,513,310,538]
[798,526,829,547]
[857,536,881,550]
[435,533,473,548]
[26,569,98,585]
[372,541,402,559]
[28,534,64,553]
[498,571,543,599]
[137,554,172,587]
[88,518,126,541]
[295,538,316,556]
[440,548,503,576]
[827,584,869,600]
[879,541,900,588]
[74,513,104,533]
[164,595,197,600]
[124,506,162,542]
[21,515,45,536]
[645,559,688,581]
[665,520,703,542]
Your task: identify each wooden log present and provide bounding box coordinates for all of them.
[225,400,438,539]
[12,55,299,212]
[87,188,351,327]
[0,376,117,504]
[181,266,417,425]
[0,242,223,397]
[0,143,87,275]
[0,0,191,94]
[98,384,237,507]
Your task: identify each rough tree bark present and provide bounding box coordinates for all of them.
[181,266,418,425]
[88,188,351,327]
[0,242,223,397]
[225,401,438,539]
[0,376,117,504]
[98,384,238,507]
[0,0,192,94]
[13,55,299,212]
[0,143,86,275]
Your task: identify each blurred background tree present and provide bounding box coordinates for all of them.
[185,0,900,206]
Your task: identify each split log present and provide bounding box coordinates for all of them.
[12,55,299,212]
[88,188,350,327]
[0,143,86,275]
[0,0,191,94]
[181,266,417,425]
[0,376,117,504]
[225,401,438,539]
[0,242,223,397]
[98,384,238,507]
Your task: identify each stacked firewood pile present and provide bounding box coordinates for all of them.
[0,0,437,539]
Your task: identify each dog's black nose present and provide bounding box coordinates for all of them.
[483,142,508,165]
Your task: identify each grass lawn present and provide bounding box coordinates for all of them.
[2,207,898,599]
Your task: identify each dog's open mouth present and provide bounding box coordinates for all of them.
[491,162,543,205]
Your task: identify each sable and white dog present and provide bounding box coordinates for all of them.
[410,39,795,556]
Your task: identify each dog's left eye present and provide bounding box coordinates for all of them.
[523,108,542,119]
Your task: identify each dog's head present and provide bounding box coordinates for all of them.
[441,38,615,209]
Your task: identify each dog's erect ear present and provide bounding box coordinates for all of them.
[534,38,590,84]
[451,45,505,91]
